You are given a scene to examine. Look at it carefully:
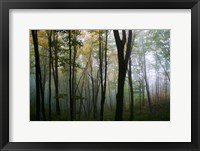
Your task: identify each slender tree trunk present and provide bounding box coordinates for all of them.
[156,53,170,81]
[84,78,88,118]
[155,55,159,103]
[42,50,47,117]
[143,50,152,113]
[165,60,168,101]
[88,50,96,120]
[144,58,152,112]
[48,31,52,120]
[87,75,91,119]
[139,80,142,112]
[68,30,74,121]
[100,30,108,121]
[103,31,108,115]
[94,72,100,119]
[53,32,60,115]
[139,54,145,107]
[128,59,134,120]
[142,79,145,106]
[79,74,85,120]
[72,38,77,120]
[158,75,160,102]
[165,74,168,101]
[108,81,112,110]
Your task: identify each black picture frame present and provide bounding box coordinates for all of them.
[0,0,199,150]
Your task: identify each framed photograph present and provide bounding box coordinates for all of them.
[0,0,199,150]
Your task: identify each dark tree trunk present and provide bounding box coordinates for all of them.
[48,31,52,120]
[89,54,96,120]
[108,81,112,110]
[87,75,91,119]
[94,72,100,119]
[32,30,41,120]
[72,38,77,120]
[68,30,74,121]
[128,59,134,120]
[113,30,133,121]
[100,30,108,121]
[32,30,46,120]
[42,52,47,119]
[52,32,60,116]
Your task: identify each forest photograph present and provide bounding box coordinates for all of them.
[30,29,170,121]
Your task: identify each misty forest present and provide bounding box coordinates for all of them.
[30,30,170,121]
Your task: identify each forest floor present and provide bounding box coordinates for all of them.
[30,99,170,121]
[103,99,170,121]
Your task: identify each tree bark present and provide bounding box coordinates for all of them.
[32,30,41,120]
[100,30,108,121]
[72,35,77,120]
[47,31,52,120]
[113,30,133,121]
[53,31,61,115]
[128,59,134,120]
[68,30,74,121]
[108,81,112,110]
[41,48,47,119]
[32,30,46,120]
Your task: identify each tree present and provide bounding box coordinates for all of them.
[141,35,152,113]
[68,30,74,120]
[47,30,52,120]
[32,30,46,120]
[53,31,61,115]
[99,30,108,121]
[113,30,133,121]
[128,59,134,120]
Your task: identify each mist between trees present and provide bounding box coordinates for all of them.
[30,29,170,121]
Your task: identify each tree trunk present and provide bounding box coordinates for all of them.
[108,81,112,110]
[100,30,108,121]
[139,81,142,112]
[156,53,170,81]
[48,31,52,120]
[144,61,152,112]
[128,59,134,120]
[165,73,168,101]
[53,32,60,116]
[87,75,91,119]
[42,49,47,119]
[78,74,85,120]
[72,37,77,120]
[94,72,100,119]
[32,30,46,120]
[113,30,133,121]
[32,30,41,120]
[68,30,74,120]
[143,48,152,113]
